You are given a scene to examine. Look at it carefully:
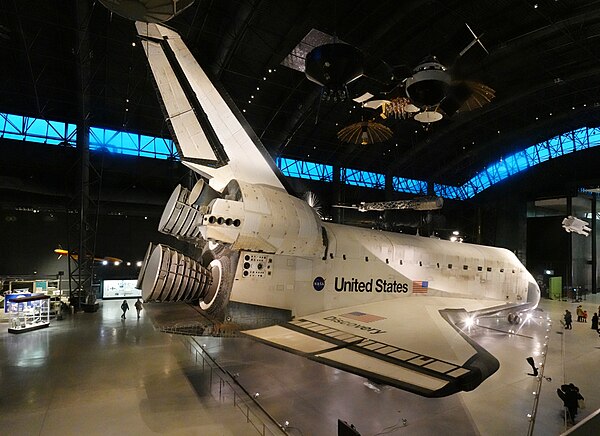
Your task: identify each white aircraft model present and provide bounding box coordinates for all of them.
[135,22,540,398]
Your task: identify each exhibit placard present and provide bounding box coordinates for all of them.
[102,280,141,299]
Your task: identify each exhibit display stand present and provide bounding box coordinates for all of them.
[7,294,51,333]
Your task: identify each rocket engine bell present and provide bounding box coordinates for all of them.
[145,178,325,314]
[137,243,213,303]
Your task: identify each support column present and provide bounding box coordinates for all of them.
[592,194,597,293]
[566,196,573,288]
[332,166,342,224]
[68,0,99,311]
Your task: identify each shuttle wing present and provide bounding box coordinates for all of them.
[136,22,286,192]
[244,297,527,397]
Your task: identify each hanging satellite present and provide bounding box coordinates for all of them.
[99,0,196,23]
[356,23,493,124]
[305,43,364,102]
[405,56,451,108]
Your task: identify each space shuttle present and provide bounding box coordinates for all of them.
[135,22,540,398]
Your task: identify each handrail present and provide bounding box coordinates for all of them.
[184,337,287,436]
[526,316,553,435]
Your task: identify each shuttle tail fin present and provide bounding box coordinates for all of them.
[136,22,286,192]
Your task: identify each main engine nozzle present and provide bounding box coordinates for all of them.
[137,242,237,315]
[137,243,212,303]
[158,180,223,241]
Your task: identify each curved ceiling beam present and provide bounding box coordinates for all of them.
[383,6,600,175]
[385,55,600,178]
[429,106,598,184]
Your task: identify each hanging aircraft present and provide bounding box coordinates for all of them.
[54,248,123,265]
[355,23,494,124]
[134,22,540,398]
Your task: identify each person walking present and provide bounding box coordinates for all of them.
[134,298,143,319]
[564,310,572,329]
[592,312,599,332]
[557,383,584,425]
[121,299,129,319]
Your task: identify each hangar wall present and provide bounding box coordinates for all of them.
[2,139,599,297]
[0,209,188,279]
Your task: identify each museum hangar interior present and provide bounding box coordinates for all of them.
[2,1,600,435]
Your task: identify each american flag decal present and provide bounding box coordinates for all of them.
[341,311,386,323]
[412,281,429,294]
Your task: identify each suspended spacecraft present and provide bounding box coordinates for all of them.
[562,216,591,236]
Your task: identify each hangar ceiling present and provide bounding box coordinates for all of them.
[2,0,600,192]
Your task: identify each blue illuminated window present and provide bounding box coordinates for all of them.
[392,177,427,194]
[0,112,76,145]
[277,157,333,181]
[5,111,600,201]
[342,168,385,189]
[89,127,177,160]
[434,184,466,200]
[444,127,600,199]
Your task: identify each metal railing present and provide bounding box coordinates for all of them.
[526,317,553,435]
[184,337,286,436]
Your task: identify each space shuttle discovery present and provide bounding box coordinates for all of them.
[135,22,540,398]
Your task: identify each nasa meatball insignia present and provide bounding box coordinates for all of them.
[313,276,325,291]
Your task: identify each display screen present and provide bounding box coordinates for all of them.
[4,293,32,313]
[102,280,141,299]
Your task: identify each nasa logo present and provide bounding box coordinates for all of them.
[313,276,325,291]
